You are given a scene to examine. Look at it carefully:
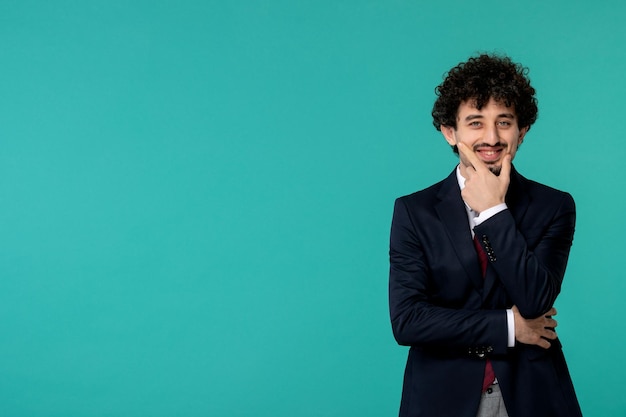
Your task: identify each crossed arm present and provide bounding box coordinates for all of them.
[389,144,573,351]
[388,200,565,352]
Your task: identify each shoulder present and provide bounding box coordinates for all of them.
[512,172,575,216]
[391,180,445,230]
[516,172,575,206]
[395,169,457,208]
[396,180,444,206]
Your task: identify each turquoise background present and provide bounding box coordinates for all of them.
[0,1,623,416]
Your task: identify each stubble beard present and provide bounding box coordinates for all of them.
[488,165,502,176]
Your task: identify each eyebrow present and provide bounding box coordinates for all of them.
[463,113,516,121]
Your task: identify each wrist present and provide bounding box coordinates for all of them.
[473,204,508,227]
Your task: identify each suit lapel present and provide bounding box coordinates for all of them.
[434,167,532,301]
[505,167,530,222]
[435,170,485,292]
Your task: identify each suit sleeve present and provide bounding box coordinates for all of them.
[389,197,509,353]
[473,192,576,318]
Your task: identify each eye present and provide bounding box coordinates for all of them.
[497,120,512,127]
[469,121,481,127]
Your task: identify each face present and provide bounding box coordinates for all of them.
[441,98,528,177]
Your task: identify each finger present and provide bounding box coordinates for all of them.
[542,328,557,340]
[500,154,512,179]
[538,338,552,349]
[545,307,557,317]
[457,143,487,173]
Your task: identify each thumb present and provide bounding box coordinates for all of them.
[500,154,512,179]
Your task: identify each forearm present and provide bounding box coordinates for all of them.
[389,291,509,352]
[389,243,509,352]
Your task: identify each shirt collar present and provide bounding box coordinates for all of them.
[455,164,466,190]
[455,164,476,215]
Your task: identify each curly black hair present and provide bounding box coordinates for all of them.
[432,54,538,137]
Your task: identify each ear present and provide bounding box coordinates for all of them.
[441,125,457,146]
[518,126,529,146]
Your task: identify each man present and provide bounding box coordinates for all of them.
[388,54,583,417]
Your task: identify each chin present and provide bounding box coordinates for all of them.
[488,165,502,176]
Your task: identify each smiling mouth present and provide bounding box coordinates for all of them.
[475,146,504,163]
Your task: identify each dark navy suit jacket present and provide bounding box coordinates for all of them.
[389,166,582,417]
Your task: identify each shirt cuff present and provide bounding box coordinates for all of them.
[506,308,515,347]
[473,203,508,227]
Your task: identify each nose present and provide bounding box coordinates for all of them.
[483,125,499,145]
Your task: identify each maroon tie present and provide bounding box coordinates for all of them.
[473,235,496,391]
